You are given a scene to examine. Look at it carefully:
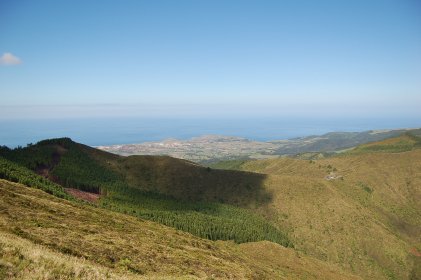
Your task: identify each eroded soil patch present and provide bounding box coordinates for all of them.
[65,188,100,203]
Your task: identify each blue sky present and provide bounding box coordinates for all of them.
[1,0,420,119]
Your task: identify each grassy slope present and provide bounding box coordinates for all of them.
[233,136,421,279]
[0,179,358,280]
[207,159,251,170]
[345,133,421,155]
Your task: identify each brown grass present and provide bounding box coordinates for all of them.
[0,231,137,280]
[0,179,358,279]
[238,148,421,279]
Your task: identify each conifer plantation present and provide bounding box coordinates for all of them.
[0,138,291,247]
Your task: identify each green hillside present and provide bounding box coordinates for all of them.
[2,135,421,279]
[207,159,251,170]
[0,156,71,199]
[0,138,290,247]
[344,133,421,155]
[229,136,421,280]
[0,179,358,279]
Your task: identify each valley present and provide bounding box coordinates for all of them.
[0,133,420,279]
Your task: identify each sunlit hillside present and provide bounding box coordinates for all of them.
[229,135,421,279]
[0,179,358,279]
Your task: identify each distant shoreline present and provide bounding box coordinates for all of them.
[1,117,420,148]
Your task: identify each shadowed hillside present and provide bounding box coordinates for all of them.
[0,138,289,247]
[0,138,271,206]
[112,155,270,205]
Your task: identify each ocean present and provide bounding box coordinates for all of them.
[1,117,420,148]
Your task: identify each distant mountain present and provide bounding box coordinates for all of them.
[271,128,421,154]
[97,128,421,163]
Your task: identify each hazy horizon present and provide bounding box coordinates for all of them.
[1,1,420,146]
[1,116,420,148]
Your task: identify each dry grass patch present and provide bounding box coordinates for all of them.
[238,149,421,279]
[0,231,138,280]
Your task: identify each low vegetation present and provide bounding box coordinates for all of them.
[0,179,357,279]
[207,159,250,170]
[234,136,421,280]
[345,133,421,155]
[0,231,132,280]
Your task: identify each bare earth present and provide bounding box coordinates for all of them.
[65,188,100,203]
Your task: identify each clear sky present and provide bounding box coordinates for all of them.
[1,0,420,120]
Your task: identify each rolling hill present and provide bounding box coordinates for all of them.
[344,133,421,155]
[218,135,421,279]
[0,138,290,246]
[1,134,421,279]
[1,137,271,205]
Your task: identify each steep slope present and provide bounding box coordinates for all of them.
[0,139,290,247]
[110,155,270,205]
[231,137,421,279]
[0,179,359,280]
[0,138,270,205]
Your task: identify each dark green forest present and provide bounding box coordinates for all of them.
[0,138,292,247]
[0,156,70,199]
[101,183,291,246]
